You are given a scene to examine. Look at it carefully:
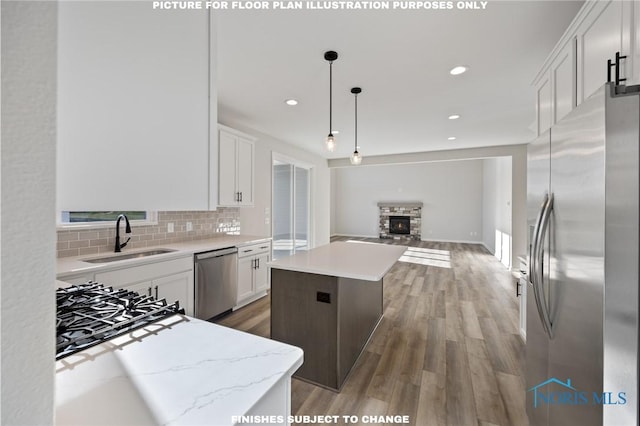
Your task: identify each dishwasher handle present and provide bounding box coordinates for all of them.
[195,247,238,260]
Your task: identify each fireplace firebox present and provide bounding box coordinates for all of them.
[389,216,410,235]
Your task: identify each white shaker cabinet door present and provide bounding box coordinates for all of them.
[576,0,624,104]
[536,73,552,135]
[254,252,270,293]
[236,138,254,206]
[552,39,576,124]
[237,256,255,303]
[153,272,194,317]
[219,131,238,206]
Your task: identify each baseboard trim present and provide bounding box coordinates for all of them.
[481,242,494,254]
[333,234,488,246]
[420,237,485,245]
[333,233,380,239]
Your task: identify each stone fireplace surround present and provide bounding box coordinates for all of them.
[378,202,423,240]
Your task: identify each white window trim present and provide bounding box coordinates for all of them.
[56,211,158,231]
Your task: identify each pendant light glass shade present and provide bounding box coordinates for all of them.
[326,134,336,152]
[350,150,362,165]
[324,51,338,151]
[350,87,362,165]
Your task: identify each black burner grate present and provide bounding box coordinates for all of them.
[56,282,184,360]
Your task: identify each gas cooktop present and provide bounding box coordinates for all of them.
[56,282,184,360]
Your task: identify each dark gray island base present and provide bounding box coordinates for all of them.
[271,269,383,391]
[268,241,406,392]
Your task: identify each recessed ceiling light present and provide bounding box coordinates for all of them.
[448,114,460,120]
[449,66,468,75]
[448,136,457,141]
[285,99,298,106]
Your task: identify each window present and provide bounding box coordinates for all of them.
[58,211,157,228]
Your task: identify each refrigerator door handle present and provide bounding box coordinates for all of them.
[535,192,555,339]
[530,193,548,283]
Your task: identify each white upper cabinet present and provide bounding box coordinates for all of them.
[534,0,638,135]
[552,38,577,124]
[218,125,255,207]
[57,2,217,211]
[536,75,552,134]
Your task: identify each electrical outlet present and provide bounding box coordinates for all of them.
[186,222,193,232]
[168,223,174,233]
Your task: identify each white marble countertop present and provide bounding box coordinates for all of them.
[57,235,271,280]
[267,241,406,281]
[55,315,303,426]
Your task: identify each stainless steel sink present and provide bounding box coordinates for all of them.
[82,249,177,264]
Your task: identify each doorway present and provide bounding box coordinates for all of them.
[272,155,311,260]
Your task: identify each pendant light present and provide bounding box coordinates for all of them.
[324,51,338,152]
[350,87,362,165]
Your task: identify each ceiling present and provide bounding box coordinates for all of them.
[216,1,583,160]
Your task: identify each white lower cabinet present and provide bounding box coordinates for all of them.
[126,272,192,314]
[236,241,271,309]
[95,256,194,316]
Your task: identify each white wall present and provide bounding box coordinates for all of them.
[332,160,484,242]
[221,123,331,248]
[1,1,57,423]
[482,157,512,267]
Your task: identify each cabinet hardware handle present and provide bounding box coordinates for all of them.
[257,258,260,269]
[615,51,627,86]
[155,285,159,299]
[244,249,253,253]
[240,192,243,202]
[608,52,628,86]
[260,246,269,249]
[516,281,521,297]
[148,287,152,297]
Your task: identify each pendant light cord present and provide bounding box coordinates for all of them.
[354,92,358,152]
[329,61,333,135]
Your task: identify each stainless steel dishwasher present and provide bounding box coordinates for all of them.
[194,247,238,320]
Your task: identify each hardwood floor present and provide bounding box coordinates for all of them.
[216,237,528,426]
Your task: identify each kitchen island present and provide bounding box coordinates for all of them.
[268,241,405,391]
[55,314,303,425]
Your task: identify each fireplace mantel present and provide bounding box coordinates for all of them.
[377,202,423,208]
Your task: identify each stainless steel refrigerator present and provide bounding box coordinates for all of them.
[526,83,639,426]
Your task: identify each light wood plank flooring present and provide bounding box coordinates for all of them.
[217,237,528,426]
